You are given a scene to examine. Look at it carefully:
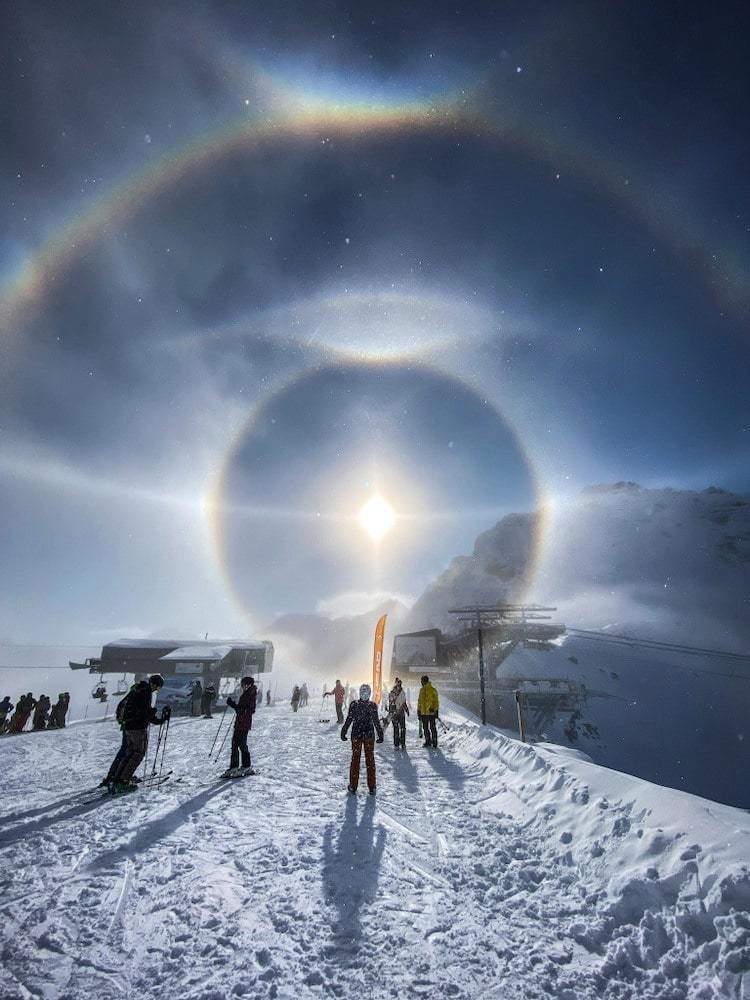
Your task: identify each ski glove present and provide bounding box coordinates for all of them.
[376,735,384,744]
[340,731,348,741]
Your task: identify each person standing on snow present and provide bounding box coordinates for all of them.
[0,696,14,731]
[110,674,170,793]
[47,693,66,729]
[201,682,216,719]
[324,679,346,724]
[387,677,410,749]
[341,683,384,795]
[300,682,309,708]
[417,674,440,748]
[32,694,50,731]
[8,692,36,733]
[100,681,138,787]
[222,675,257,777]
[191,679,203,717]
[291,685,301,712]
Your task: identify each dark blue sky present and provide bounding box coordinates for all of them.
[0,0,748,640]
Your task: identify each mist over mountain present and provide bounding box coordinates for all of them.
[267,599,410,684]
[407,483,750,647]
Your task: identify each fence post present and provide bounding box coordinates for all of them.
[515,690,526,743]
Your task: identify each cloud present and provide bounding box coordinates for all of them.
[316,590,414,619]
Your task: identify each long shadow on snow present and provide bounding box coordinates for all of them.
[379,748,419,794]
[87,783,233,870]
[423,748,468,791]
[0,788,95,828]
[0,793,116,848]
[322,795,386,965]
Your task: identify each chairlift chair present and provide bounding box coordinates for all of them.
[91,676,108,702]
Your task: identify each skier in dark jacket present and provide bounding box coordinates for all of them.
[8,693,36,734]
[291,685,301,712]
[101,682,138,786]
[32,695,51,731]
[341,683,384,795]
[47,693,64,728]
[191,679,203,717]
[0,696,13,731]
[387,677,410,749]
[201,683,216,718]
[110,675,169,792]
[221,676,257,777]
[51,692,71,728]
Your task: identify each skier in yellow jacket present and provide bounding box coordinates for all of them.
[417,675,440,748]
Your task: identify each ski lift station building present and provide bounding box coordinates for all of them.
[70,638,274,687]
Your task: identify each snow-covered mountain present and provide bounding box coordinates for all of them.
[407,483,750,647]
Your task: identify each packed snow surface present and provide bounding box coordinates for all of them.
[1,702,748,999]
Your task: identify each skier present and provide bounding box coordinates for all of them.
[266,689,271,707]
[387,677,410,749]
[47,693,66,728]
[417,674,440,748]
[300,682,309,708]
[191,679,203,717]
[221,675,257,778]
[100,681,139,786]
[0,696,13,731]
[340,683,384,795]
[110,674,170,793]
[32,694,50,731]
[291,685,301,713]
[61,692,70,725]
[201,682,216,719]
[8,692,36,734]
[323,679,346,724]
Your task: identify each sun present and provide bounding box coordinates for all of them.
[357,495,396,542]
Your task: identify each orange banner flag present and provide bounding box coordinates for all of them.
[372,613,387,705]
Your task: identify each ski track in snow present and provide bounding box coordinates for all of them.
[0,706,748,999]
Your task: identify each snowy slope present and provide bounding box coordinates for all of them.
[0,702,748,999]
[498,635,750,810]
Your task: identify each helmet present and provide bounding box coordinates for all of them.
[359,683,371,700]
[420,675,429,685]
[241,675,254,687]
[149,674,165,689]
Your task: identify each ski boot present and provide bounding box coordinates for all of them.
[111,780,137,795]
[347,784,356,794]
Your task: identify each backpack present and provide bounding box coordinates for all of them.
[116,692,131,724]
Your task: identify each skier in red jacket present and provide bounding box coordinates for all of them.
[222,676,257,778]
[324,679,346,723]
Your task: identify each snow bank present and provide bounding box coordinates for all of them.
[442,701,750,998]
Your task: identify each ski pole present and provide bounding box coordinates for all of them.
[209,706,228,757]
[437,715,449,733]
[214,717,232,763]
[149,722,164,777]
[158,714,171,777]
